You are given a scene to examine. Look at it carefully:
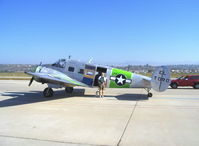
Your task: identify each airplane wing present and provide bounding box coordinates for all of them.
[25,72,89,87]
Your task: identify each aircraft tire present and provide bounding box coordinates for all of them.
[147,93,153,97]
[65,87,74,93]
[43,88,54,97]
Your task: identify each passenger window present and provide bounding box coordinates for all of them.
[192,76,199,80]
[68,67,75,72]
[79,69,84,74]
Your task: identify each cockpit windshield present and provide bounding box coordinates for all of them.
[52,59,66,68]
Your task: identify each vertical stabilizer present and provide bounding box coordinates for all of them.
[151,66,170,92]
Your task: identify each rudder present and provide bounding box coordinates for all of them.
[151,66,170,92]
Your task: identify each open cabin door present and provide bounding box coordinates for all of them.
[82,64,96,86]
[93,67,107,86]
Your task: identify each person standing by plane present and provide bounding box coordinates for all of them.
[98,73,107,98]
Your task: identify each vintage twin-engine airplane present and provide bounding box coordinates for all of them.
[25,59,170,97]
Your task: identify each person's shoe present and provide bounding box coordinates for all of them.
[99,95,102,98]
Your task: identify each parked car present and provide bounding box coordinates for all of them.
[170,75,199,89]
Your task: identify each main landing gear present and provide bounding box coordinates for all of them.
[65,87,74,93]
[43,88,54,97]
[145,88,153,97]
[43,87,74,97]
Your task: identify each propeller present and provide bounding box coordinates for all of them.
[28,77,34,86]
[28,61,42,86]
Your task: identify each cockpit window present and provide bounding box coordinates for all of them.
[52,59,66,68]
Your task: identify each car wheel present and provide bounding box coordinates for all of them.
[194,83,199,89]
[171,83,178,89]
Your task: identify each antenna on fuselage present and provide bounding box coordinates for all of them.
[88,57,93,64]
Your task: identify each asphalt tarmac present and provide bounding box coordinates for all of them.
[0,80,199,146]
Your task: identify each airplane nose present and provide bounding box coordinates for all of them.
[35,66,42,73]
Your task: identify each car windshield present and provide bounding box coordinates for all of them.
[52,59,66,68]
[178,76,183,80]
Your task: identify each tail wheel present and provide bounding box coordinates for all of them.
[43,88,54,97]
[194,83,199,89]
[65,87,74,93]
[145,88,153,97]
[171,83,178,89]
[147,93,153,97]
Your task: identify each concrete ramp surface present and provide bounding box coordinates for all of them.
[0,80,199,146]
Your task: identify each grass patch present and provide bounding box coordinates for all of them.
[170,73,199,78]
[137,73,199,78]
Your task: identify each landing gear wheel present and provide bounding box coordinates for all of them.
[43,88,54,97]
[65,87,74,93]
[145,88,153,98]
[147,92,153,97]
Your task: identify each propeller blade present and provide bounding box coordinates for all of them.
[29,77,34,86]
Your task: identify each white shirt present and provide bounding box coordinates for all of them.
[98,76,107,83]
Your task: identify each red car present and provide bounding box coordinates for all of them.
[170,75,199,89]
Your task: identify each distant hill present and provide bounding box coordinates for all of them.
[0,64,199,73]
[114,64,199,73]
[0,64,37,72]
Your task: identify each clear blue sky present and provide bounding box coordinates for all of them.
[0,0,199,65]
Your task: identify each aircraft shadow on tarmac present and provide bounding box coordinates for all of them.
[111,94,148,101]
[0,89,148,107]
[168,87,197,90]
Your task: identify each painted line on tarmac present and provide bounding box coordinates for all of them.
[117,101,138,146]
[0,135,102,146]
[153,97,199,100]
[0,92,24,96]
[136,105,199,110]
[0,81,18,84]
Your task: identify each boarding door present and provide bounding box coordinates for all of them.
[82,64,96,86]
